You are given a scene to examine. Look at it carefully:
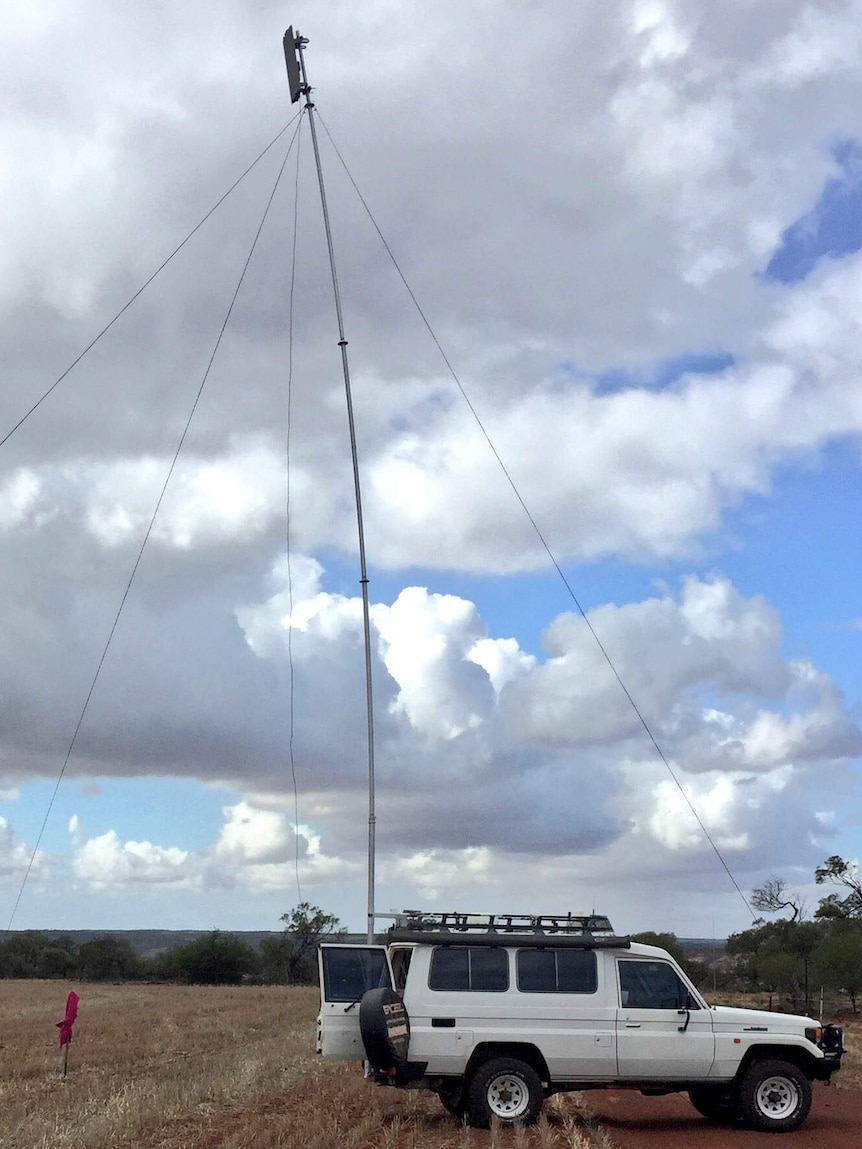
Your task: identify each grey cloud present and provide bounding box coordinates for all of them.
[1,0,862,924]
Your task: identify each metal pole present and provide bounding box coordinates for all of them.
[293,32,377,943]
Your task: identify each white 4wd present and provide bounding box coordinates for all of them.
[318,911,844,1131]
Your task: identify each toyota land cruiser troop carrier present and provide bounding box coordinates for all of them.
[318,910,844,1131]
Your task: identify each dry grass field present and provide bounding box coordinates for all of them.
[0,981,858,1149]
[0,981,321,1149]
[833,1015,862,1090]
[0,981,608,1149]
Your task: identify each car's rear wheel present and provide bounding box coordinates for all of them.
[466,1057,543,1127]
[688,1085,739,1122]
[435,1083,465,1119]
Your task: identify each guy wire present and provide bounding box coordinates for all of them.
[0,113,302,451]
[4,122,302,934]
[316,112,754,922]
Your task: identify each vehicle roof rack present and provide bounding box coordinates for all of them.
[387,910,630,950]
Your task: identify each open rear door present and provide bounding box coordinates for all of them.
[318,944,393,1059]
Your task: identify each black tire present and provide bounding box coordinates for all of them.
[738,1059,811,1132]
[688,1085,739,1123]
[358,987,410,1072]
[466,1057,543,1127]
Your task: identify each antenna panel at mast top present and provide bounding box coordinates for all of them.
[283,27,303,103]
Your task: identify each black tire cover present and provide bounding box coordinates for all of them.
[359,986,410,1070]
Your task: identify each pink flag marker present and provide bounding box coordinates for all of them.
[56,990,79,1049]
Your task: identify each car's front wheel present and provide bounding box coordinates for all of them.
[465,1057,543,1127]
[738,1059,812,1132]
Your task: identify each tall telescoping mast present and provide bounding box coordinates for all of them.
[283,28,377,943]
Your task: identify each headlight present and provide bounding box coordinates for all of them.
[805,1026,822,1045]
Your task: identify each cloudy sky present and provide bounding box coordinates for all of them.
[2,0,862,940]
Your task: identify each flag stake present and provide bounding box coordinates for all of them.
[56,990,79,1079]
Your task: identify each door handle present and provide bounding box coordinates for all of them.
[625,1022,641,1028]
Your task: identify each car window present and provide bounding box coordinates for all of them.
[322,948,392,1002]
[429,946,509,992]
[617,959,696,1009]
[517,948,598,993]
[390,947,413,994]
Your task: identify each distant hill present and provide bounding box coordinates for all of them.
[26,929,725,959]
[678,938,727,961]
[36,929,284,957]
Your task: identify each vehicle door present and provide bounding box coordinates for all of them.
[403,944,511,1073]
[318,944,393,1059]
[615,957,714,1078]
[509,946,617,1080]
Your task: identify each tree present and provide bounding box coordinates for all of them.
[160,930,258,985]
[260,902,345,985]
[726,924,770,991]
[39,944,77,979]
[631,931,685,964]
[783,921,822,1013]
[0,931,70,978]
[726,920,824,1010]
[77,935,141,981]
[814,855,862,919]
[751,876,805,922]
[814,923,862,1013]
[630,931,710,985]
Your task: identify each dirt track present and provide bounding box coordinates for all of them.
[585,1083,862,1148]
[172,1076,862,1148]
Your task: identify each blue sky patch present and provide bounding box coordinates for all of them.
[591,351,735,393]
[765,138,862,283]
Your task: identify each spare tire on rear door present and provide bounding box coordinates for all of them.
[359,987,410,1071]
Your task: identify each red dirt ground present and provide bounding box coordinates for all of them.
[585,1082,862,1148]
